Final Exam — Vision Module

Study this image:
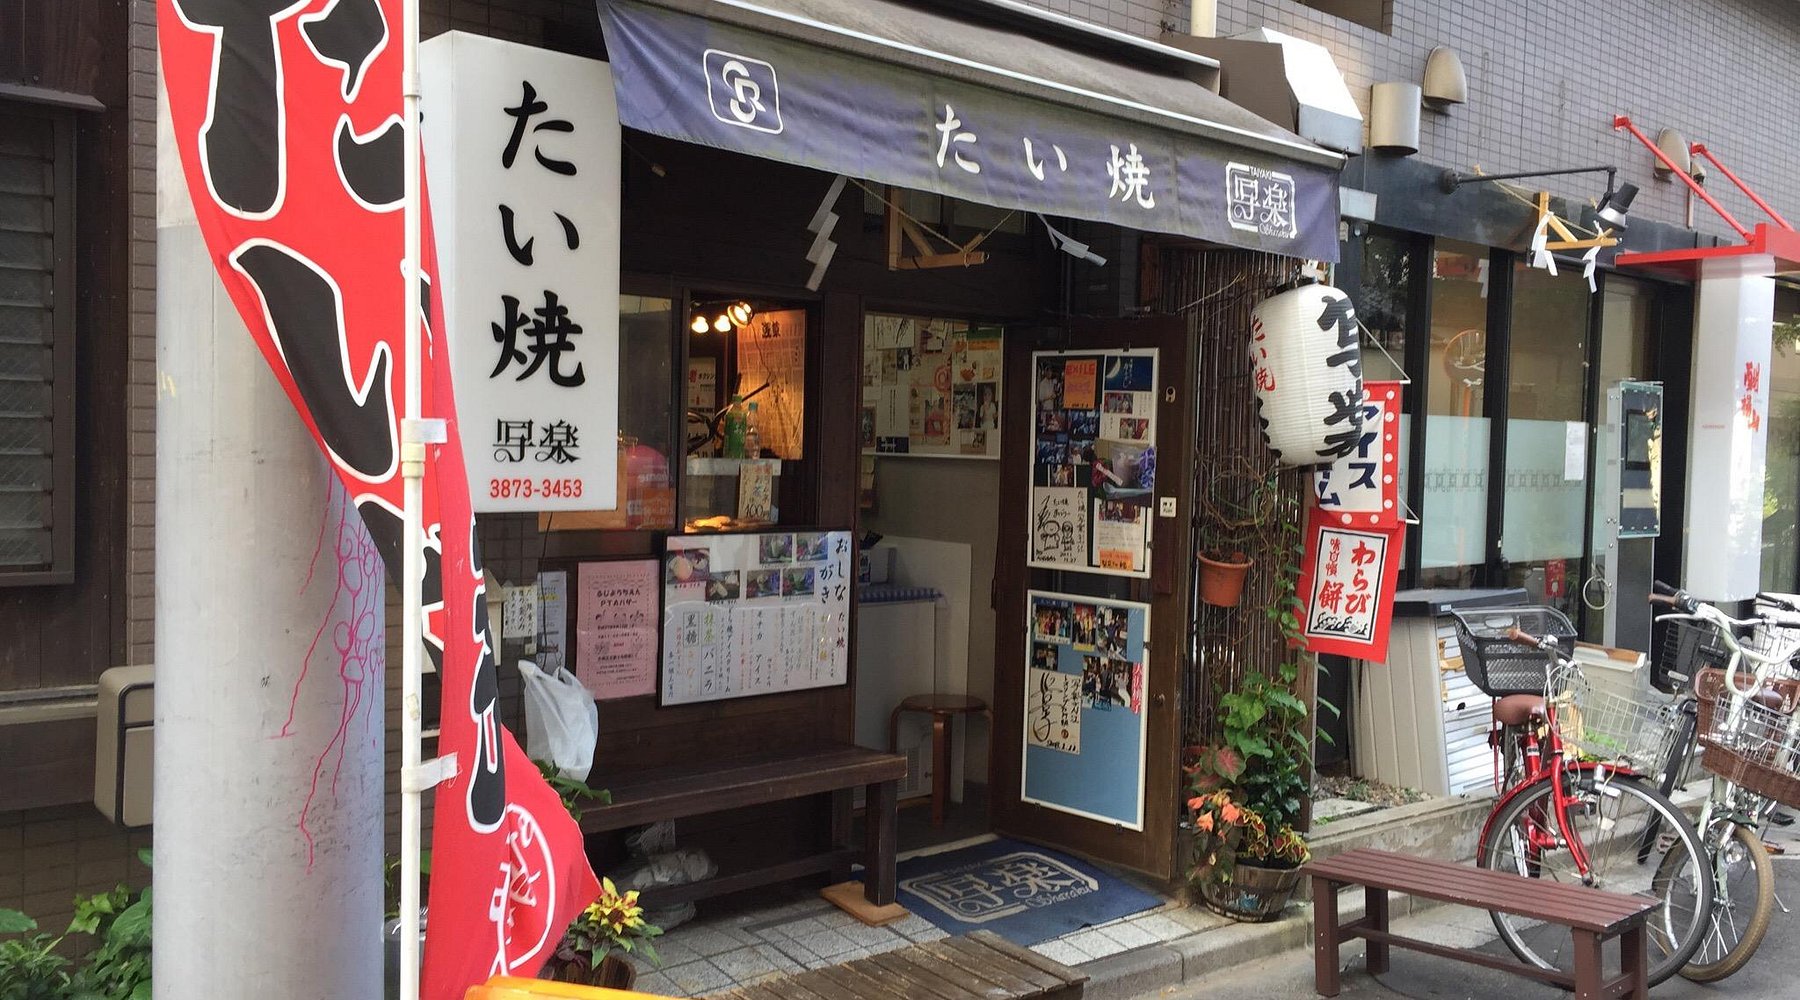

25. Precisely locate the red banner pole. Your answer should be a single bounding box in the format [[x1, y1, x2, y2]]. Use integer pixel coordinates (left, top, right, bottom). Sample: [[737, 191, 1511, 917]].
[[399, 1, 427, 998]]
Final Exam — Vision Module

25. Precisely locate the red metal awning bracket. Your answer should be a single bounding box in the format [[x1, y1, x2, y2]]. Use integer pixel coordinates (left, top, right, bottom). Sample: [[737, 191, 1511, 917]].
[[1689, 143, 1794, 232], [1614, 115, 1751, 241]]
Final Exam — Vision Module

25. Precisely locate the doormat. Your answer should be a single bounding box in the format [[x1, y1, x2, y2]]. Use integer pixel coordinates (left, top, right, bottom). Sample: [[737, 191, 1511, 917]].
[[891, 838, 1161, 946]]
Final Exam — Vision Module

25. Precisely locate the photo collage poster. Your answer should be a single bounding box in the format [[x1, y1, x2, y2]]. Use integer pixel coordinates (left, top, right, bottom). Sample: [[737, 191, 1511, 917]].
[[1022, 590, 1151, 830], [661, 530, 853, 705], [1029, 350, 1158, 577], [862, 313, 1003, 459]]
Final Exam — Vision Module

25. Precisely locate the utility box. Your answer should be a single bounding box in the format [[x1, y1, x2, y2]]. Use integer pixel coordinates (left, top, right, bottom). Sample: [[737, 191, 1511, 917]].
[[94, 664, 154, 828]]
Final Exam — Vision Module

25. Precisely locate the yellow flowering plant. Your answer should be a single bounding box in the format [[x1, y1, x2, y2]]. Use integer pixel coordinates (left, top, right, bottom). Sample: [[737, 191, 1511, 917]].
[[551, 877, 663, 980]]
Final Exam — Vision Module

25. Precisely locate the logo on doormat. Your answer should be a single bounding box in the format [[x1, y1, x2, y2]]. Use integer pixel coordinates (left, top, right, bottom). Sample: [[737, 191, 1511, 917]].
[[900, 851, 1099, 923]]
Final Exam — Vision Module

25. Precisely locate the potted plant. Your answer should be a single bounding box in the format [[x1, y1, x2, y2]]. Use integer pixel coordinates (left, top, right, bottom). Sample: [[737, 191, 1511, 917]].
[[1186, 508, 1315, 920], [542, 878, 663, 988], [1196, 459, 1280, 607], [1185, 679, 1312, 921]]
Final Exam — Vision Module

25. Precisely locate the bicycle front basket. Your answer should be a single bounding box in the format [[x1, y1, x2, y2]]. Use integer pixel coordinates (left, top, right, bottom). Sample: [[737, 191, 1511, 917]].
[[1448, 606, 1577, 697]]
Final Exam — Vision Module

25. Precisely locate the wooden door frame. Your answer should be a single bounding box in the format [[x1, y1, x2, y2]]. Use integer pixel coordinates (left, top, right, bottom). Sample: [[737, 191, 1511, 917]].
[[989, 316, 1195, 879]]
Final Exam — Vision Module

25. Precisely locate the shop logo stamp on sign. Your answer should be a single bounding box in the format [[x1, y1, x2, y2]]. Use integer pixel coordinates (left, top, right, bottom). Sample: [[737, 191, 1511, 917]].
[[900, 851, 1099, 924], [703, 49, 783, 134], [1225, 162, 1298, 240]]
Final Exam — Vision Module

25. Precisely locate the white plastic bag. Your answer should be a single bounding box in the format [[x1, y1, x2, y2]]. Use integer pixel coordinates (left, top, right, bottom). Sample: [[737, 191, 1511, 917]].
[[517, 659, 598, 782]]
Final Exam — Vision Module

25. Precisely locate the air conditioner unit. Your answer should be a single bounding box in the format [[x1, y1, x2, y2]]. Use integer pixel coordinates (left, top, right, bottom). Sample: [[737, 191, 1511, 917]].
[[94, 665, 153, 828]]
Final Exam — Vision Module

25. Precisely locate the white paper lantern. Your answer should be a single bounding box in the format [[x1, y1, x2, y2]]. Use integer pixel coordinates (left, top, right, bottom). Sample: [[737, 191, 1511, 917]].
[[1250, 283, 1365, 467]]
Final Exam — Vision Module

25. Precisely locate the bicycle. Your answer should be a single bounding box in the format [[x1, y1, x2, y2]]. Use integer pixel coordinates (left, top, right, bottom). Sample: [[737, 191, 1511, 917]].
[[1448, 606, 1712, 986], [1639, 582, 1800, 981]]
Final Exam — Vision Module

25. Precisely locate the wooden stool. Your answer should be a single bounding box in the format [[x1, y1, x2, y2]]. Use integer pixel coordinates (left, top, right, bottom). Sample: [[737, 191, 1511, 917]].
[[888, 693, 990, 827]]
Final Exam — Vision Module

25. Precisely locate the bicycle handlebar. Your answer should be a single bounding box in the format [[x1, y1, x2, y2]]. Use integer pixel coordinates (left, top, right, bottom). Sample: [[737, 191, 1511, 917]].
[[1506, 627, 1548, 650]]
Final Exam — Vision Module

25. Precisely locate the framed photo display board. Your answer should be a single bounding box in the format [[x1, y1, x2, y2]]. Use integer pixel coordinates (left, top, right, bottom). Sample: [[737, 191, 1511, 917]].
[[1028, 350, 1158, 577], [1022, 590, 1151, 830], [660, 530, 854, 705], [861, 313, 1003, 458]]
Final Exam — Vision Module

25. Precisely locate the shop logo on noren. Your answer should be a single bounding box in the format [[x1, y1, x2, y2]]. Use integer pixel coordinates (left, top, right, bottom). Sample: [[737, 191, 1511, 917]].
[[704, 49, 783, 134], [1225, 162, 1299, 240]]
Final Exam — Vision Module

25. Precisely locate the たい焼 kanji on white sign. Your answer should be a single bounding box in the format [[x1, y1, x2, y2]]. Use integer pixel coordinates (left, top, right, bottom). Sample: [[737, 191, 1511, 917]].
[[422, 33, 622, 512]]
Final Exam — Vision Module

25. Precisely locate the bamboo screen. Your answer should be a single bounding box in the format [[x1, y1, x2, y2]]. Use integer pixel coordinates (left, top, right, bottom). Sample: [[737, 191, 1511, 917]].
[[1151, 245, 1315, 746]]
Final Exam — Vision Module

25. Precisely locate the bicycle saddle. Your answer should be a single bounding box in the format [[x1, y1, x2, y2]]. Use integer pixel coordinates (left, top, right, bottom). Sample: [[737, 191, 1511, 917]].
[[1492, 694, 1546, 726]]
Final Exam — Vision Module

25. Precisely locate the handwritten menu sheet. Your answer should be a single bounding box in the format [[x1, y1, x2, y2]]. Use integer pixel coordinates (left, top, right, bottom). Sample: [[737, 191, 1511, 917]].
[[574, 560, 659, 700], [661, 530, 853, 705], [1028, 350, 1157, 577]]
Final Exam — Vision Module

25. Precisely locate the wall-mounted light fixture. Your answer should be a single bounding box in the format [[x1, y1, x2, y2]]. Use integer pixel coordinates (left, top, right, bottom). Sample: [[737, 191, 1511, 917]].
[[1653, 129, 1690, 177], [1422, 46, 1467, 110], [1438, 163, 1631, 225], [689, 300, 755, 334]]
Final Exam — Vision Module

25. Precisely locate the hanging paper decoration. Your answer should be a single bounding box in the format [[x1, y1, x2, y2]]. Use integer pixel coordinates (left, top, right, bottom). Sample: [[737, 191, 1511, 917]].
[[158, 4, 599, 998], [1250, 282, 1365, 467]]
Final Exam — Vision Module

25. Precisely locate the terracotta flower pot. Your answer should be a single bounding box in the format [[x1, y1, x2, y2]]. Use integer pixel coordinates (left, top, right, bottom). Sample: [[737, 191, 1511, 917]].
[[1198, 861, 1303, 923], [1198, 553, 1253, 607]]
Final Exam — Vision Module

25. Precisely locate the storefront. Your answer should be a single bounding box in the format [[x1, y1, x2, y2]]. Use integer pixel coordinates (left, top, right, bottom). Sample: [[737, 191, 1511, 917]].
[[418, 0, 1351, 895]]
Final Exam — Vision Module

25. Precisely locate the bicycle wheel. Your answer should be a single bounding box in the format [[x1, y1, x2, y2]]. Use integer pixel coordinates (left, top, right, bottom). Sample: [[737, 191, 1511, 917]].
[[1479, 770, 1712, 986], [1661, 820, 1774, 982]]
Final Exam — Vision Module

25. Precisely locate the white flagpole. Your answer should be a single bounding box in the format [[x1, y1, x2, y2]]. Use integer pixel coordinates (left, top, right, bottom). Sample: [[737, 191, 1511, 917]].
[[399, 0, 426, 997]]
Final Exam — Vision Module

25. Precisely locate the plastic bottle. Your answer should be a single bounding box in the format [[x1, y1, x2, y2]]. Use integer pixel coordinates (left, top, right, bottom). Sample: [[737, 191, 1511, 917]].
[[722, 395, 747, 458], [743, 402, 762, 459]]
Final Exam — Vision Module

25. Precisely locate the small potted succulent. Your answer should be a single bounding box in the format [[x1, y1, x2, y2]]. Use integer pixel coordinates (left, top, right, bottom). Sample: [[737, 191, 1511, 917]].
[[542, 878, 663, 989]]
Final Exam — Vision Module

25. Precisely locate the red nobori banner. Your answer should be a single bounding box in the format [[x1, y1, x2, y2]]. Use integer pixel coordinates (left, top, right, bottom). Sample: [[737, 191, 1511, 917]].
[[1312, 381, 1402, 529], [1295, 506, 1404, 660], [158, 4, 598, 996]]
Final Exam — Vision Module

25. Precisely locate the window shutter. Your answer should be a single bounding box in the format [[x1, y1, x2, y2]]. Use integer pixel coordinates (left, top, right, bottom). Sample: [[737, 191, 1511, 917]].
[[0, 109, 69, 575]]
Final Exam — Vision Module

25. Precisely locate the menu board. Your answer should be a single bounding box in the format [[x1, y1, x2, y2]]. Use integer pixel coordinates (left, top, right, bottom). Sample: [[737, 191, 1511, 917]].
[[1028, 350, 1157, 577], [861, 313, 1003, 459], [660, 529, 853, 705], [1022, 590, 1150, 830]]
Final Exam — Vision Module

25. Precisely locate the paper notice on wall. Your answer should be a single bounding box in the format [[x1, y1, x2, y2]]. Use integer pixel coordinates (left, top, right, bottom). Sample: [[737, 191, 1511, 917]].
[[535, 569, 569, 673], [574, 560, 659, 700], [1092, 500, 1147, 573], [876, 385, 907, 439], [1030, 487, 1089, 566], [1026, 666, 1082, 755], [1062, 359, 1098, 410], [1564, 421, 1588, 481], [501, 586, 539, 641], [737, 458, 776, 523]]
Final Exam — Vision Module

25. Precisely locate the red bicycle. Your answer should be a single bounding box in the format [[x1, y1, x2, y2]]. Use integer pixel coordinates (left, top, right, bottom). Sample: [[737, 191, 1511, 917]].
[[1449, 606, 1712, 986]]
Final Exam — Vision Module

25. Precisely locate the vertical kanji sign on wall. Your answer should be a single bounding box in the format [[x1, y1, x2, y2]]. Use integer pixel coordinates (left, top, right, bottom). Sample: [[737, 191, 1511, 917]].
[[421, 32, 622, 513], [1295, 510, 1404, 660], [158, 4, 599, 998]]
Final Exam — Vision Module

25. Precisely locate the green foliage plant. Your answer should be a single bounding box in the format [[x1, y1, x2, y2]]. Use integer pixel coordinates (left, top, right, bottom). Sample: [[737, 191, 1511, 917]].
[[1, 850, 153, 1000]]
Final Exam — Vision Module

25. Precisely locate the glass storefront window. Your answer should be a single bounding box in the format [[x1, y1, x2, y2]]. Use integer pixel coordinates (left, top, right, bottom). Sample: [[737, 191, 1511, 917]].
[[682, 301, 809, 531], [1762, 287, 1800, 592], [1501, 262, 1590, 615], [1419, 240, 1491, 586]]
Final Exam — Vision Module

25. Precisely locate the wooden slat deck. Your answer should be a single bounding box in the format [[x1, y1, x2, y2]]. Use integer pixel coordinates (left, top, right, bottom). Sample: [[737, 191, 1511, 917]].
[[1303, 847, 1654, 999], [707, 931, 1085, 1000]]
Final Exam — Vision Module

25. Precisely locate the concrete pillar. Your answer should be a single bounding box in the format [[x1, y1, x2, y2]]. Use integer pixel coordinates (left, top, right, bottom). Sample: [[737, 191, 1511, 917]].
[[1683, 255, 1774, 600], [153, 88, 384, 997]]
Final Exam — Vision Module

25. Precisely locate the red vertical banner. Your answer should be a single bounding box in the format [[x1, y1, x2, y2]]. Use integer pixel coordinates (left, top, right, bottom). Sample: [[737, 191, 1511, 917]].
[[158, 3, 598, 997], [1295, 506, 1405, 661]]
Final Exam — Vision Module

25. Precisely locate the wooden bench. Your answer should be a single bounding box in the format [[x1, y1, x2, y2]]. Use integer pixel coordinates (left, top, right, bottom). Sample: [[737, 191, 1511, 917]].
[[707, 930, 1086, 1000], [1303, 848, 1653, 1000], [580, 744, 906, 913]]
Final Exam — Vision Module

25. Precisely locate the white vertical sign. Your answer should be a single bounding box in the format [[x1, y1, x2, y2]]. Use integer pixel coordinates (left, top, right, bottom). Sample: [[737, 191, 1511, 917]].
[[1685, 258, 1774, 600], [422, 32, 620, 511]]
